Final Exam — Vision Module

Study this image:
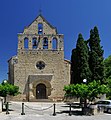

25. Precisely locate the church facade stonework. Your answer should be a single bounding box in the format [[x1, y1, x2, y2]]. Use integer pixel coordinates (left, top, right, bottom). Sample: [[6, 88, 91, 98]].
[[8, 15, 70, 101]]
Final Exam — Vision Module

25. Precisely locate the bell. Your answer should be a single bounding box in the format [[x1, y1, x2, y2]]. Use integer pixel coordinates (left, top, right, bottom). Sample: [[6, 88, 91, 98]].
[[39, 29, 42, 32], [33, 43, 37, 46], [33, 41, 37, 46], [43, 43, 48, 46]]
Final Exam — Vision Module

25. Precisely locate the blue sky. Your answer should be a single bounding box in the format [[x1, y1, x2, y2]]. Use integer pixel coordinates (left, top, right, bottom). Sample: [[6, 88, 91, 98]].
[[0, 0, 111, 82]]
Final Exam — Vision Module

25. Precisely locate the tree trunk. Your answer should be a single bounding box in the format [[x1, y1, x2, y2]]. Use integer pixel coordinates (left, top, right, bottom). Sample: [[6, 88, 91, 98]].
[[82, 98, 87, 115], [4, 96, 6, 103]]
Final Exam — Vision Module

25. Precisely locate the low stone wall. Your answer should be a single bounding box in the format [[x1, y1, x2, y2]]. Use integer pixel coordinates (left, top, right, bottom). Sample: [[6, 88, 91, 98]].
[[0, 97, 4, 112], [64, 96, 80, 103], [6, 94, 27, 102]]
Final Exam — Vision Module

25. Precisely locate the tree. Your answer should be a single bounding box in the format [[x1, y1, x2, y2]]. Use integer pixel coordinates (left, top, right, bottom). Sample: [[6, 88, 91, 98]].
[[105, 78, 111, 99], [0, 81, 19, 103], [103, 55, 111, 99], [64, 80, 109, 111], [71, 48, 78, 84], [104, 55, 111, 79], [71, 26, 104, 84], [71, 33, 91, 84], [89, 26, 104, 83]]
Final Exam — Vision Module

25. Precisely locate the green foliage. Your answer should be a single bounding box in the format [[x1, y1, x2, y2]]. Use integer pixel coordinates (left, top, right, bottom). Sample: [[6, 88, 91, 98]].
[[103, 55, 111, 99], [71, 49, 78, 84], [89, 26, 104, 83], [104, 55, 111, 79], [64, 80, 108, 102], [71, 26, 104, 84], [71, 33, 91, 84], [0, 82, 19, 97], [105, 78, 111, 99]]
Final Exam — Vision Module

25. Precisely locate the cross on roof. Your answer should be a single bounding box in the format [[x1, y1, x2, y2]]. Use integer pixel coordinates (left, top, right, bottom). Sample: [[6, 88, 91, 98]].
[[39, 9, 42, 15]]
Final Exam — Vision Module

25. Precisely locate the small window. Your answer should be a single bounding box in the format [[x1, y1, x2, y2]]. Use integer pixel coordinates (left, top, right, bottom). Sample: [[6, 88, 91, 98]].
[[52, 38, 58, 50], [43, 38, 48, 49], [36, 61, 45, 70], [24, 38, 29, 49], [38, 23, 43, 35]]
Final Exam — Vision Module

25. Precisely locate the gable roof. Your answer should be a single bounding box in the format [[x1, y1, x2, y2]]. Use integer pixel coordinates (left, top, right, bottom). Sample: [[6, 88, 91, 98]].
[[37, 14, 56, 29], [25, 14, 57, 33], [64, 59, 71, 64]]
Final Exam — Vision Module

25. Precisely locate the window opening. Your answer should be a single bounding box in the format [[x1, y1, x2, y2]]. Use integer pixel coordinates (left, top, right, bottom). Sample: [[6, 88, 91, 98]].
[[43, 38, 48, 49], [32, 38, 38, 49], [52, 38, 58, 50], [24, 38, 29, 49], [38, 23, 43, 35], [36, 61, 45, 70]]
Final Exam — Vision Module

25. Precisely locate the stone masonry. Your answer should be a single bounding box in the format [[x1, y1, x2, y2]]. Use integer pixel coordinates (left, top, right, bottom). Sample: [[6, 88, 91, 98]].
[[8, 14, 70, 101]]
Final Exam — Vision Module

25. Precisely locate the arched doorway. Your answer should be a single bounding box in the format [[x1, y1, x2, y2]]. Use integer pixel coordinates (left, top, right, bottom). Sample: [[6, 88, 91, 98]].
[[36, 83, 47, 99]]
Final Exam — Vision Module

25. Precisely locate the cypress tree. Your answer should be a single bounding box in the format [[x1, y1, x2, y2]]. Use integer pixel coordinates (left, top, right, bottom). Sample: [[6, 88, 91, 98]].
[[89, 26, 104, 83], [71, 33, 91, 84], [71, 48, 78, 84]]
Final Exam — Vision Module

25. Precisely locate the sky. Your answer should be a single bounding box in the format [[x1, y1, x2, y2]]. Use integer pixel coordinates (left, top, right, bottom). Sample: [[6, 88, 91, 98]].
[[0, 0, 111, 82]]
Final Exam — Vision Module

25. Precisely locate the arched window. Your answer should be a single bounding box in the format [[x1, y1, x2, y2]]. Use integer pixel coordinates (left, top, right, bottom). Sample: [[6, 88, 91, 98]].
[[38, 23, 43, 35], [43, 38, 48, 49], [32, 38, 38, 49], [52, 38, 58, 50], [24, 38, 29, 49]]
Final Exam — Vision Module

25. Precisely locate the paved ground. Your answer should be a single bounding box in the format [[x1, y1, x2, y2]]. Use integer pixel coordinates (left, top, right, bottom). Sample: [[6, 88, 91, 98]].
[[0, 102, 111, 120]]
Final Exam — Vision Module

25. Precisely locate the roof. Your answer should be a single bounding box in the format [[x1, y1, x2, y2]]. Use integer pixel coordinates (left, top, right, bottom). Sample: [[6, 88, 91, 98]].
[[25, 14, 57, 33], [64, 59, 71, 64], [8, 56, 18, 62]]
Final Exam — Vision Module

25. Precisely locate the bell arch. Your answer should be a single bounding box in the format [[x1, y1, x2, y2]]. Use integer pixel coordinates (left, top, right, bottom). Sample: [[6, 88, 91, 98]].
[[43, 37, 48, 49], [38, 23, 43, 35], [32, 37, 38, 49], [52, 37, 58, 50], [24, 37, 29, 49]]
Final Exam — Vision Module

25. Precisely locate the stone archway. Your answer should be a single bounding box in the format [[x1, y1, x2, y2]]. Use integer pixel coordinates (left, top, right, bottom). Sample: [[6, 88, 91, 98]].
[[32, 80, 52, 100], [36, 83, 46, 99]]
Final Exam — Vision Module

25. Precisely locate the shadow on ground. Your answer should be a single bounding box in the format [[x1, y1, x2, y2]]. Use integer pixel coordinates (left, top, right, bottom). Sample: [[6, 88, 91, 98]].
[[57, 103, 84, 116], [57, 110, 83, 116]]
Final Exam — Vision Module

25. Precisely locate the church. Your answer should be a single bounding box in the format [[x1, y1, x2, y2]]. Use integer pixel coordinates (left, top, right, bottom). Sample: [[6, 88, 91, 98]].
[[8, 14, 70, 101]]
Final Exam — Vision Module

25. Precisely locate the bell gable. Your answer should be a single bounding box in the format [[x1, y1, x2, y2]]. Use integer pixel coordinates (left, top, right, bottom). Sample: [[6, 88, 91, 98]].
[[23, 15, 57, 35]]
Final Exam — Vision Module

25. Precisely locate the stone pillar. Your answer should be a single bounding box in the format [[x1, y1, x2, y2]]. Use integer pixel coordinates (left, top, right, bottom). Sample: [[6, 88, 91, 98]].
[[58, 35, 64, 50], [57, 36, 59, 50], [0, 98, 2, 113], [18, 35, 24, 49], [38, 36, 43, 49], [48, 36, 52, 50], [28, 37, 32, 49], [29, 83, 35, 100]]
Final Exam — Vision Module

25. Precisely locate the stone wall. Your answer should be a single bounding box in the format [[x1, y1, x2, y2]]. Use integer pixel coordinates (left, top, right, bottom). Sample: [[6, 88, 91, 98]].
[[13, 50, 70, 101]]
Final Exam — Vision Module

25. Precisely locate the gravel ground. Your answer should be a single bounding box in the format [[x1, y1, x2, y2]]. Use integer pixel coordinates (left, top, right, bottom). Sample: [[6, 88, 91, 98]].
[[0, 102, 111, 120]]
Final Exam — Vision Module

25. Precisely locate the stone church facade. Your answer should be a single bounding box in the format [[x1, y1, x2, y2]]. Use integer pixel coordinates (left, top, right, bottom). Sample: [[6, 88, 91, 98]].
[[8, 14, 70, 101]]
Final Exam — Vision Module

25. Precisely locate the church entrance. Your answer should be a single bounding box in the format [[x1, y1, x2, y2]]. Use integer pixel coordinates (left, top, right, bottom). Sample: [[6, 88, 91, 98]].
[[36, 83, 47, 99]]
